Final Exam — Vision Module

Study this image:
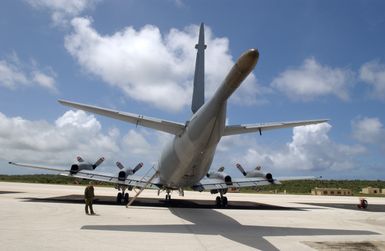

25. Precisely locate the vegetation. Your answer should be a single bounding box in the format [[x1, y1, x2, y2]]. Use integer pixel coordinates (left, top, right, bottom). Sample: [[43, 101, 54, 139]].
[[241, 179, 385, 196], [1, 175, 385, 196]]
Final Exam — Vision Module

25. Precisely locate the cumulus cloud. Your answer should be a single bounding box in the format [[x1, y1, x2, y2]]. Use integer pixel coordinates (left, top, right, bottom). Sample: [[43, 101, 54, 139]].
[[352, 117, 385, 144], [0, 110, 169, 173], [26, 0, 100, 26], [64, 18, 261, 112], [359, 60, 385, 101], [271, 58, 354, 101], [0, 54, 57, 92], [216, 123, 365, 173]]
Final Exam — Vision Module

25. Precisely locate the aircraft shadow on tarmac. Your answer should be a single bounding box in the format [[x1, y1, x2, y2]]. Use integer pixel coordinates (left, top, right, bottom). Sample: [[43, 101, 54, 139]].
[[19, 194, 380, 250], [81, 208, 380, 251], [21, 194, 311, 210]]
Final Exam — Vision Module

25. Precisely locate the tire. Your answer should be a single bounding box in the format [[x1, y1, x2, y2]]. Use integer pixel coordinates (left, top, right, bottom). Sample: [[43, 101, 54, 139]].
[[124, 193, 129, 204], [222, 196, 228, 207], [216, 196, 221, 207], [117, 192, 122, 204]]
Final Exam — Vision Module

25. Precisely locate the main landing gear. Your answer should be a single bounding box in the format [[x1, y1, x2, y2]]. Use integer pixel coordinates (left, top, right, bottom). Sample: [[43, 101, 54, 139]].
[[211, 189, 228, 207], [115, 185, 130, 204]]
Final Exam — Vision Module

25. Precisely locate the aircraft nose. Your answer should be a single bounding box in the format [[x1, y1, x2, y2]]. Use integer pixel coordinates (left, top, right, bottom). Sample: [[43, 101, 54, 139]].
[[236, 48, 259, 73]]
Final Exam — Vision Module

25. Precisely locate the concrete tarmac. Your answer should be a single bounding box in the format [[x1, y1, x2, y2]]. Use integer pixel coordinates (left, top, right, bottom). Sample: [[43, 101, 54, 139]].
[[0, 182, 384, 251]]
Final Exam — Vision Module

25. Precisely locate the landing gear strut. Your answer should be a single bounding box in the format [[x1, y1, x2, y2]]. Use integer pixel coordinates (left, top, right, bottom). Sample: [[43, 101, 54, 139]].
[[214, 189, 228, 207], [115, 185, 130, 205]]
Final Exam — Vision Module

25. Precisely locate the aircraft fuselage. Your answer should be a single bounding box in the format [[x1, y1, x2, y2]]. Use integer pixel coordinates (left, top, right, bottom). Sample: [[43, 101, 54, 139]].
[[158, 49, 259, 188]]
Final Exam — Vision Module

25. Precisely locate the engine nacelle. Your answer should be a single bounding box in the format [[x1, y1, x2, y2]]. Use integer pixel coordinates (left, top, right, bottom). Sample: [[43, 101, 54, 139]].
[[70, 164, 79, 174], [207, 171, 233, 185], [70, 156, 105, 174], [265, 173, 274, 183], [117, 162, 143, 181], [236, 163, 274, 183]]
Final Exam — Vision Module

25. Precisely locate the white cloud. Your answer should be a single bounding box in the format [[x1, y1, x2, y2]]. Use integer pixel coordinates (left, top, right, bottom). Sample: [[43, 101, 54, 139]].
[[0, 110, 168, 173], [359, 60, 385, 101], [271, 58, 354, 101], [32, 71, 58, 92], [0, 54, 57, 92], [26, 0, 100, 26], [64, 18, 261, 112], [352, 117, 385, 144], [216, 123, 365, 173], [0, 60, 28, 89]]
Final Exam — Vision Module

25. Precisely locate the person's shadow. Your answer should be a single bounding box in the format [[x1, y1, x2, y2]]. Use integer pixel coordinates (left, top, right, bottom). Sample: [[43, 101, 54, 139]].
[[82, 208, 378, 250]]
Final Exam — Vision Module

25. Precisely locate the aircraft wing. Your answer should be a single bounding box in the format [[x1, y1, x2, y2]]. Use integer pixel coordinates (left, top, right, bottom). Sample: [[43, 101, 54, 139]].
[[191, 177, 281, 191], [223, 119, 329, 136], [62, 171, 161, 189], [8, 161, 160, 189], [192, 176, 318, 191], [58, 99, 185, 135], [9, 162, 71, 172]]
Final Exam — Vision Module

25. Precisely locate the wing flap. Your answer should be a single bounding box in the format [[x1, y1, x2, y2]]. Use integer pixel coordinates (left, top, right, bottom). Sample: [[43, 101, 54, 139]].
[[223, 119, 329, 136], [58, 100, 185, 135]]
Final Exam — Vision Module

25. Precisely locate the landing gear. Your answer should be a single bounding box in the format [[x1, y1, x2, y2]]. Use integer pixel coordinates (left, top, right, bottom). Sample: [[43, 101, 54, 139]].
[[165, 189, 171, 202], [115, 185, 130, 205], [214, 189, 228, 207]]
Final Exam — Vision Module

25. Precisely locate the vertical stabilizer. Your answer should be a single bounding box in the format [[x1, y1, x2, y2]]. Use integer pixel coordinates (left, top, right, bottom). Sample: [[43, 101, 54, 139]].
[[192, 23, 206, 114]]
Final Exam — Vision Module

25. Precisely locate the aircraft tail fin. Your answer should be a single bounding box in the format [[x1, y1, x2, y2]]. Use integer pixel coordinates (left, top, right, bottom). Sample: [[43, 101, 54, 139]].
[[191, 23, 206, 114]]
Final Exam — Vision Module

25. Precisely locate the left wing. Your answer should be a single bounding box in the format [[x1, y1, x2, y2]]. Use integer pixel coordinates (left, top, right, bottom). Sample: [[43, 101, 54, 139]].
[[8, 162, 160, 189], [223, 119, 329, 136]]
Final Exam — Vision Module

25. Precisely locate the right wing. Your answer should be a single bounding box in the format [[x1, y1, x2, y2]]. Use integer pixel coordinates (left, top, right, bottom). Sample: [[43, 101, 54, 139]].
[[192, 176, 317, 191], [58, 99, 185, 135]]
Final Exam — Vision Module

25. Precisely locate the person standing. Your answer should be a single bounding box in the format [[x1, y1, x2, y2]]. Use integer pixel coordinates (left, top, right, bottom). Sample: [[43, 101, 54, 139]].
[[84, 182, 95, 215]]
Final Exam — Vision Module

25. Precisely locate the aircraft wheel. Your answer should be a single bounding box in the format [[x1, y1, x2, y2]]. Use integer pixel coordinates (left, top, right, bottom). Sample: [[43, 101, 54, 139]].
[[215, 196, 221, 207], [222, 196, 228, 207], [165, 194, 171, 201], [117, 192, 122, 204], [124, 193, 129, 204]]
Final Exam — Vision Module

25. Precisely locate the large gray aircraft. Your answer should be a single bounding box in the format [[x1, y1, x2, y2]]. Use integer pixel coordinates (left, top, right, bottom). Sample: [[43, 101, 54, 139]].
[[10, 23, 327, 207]]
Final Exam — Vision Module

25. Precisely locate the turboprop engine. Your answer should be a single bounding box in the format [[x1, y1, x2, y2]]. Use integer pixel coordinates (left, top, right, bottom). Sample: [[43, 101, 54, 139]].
[[236, 163, 274, 183], [206, 166, 233, 185], [117, 162, 143, 181], [70, 156, 105, 174]]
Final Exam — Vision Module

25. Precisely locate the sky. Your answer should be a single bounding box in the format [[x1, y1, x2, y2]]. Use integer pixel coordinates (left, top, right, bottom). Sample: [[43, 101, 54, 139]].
[[0, 0, 385, 179]]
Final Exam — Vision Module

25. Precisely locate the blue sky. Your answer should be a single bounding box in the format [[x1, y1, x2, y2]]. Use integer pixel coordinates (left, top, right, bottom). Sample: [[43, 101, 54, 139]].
[[1, 0, 385, 179]]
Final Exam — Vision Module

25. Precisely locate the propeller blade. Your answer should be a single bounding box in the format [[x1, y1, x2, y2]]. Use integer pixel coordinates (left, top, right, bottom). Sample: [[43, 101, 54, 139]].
[[116, 161, 125, 170], [132, 162, 143, 174], [235, 163, 247, 176]]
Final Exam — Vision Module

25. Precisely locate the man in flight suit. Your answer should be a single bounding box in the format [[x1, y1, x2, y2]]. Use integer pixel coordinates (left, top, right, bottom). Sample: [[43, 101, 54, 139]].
[[84, 181, 95, 215]]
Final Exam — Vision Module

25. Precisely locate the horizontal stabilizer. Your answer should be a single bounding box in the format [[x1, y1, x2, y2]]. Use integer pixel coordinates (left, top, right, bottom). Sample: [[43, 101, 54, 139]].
[[58, 100, 185, 135], [223, 119, 329, 136]]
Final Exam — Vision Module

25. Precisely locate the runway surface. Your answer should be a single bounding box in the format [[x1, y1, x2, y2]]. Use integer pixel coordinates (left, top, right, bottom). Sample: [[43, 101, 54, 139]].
[[1, 182, 384, 250]]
